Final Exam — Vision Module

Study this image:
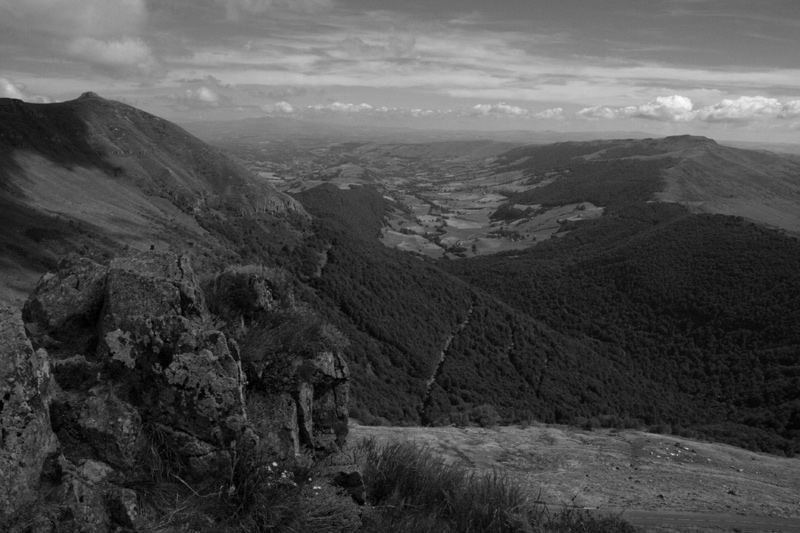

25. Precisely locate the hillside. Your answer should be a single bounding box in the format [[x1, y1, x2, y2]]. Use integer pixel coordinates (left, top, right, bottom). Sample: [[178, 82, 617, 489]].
[[494, 135, 800, 235], [3, 95, 800, 458], [0, 93, 305, 304]]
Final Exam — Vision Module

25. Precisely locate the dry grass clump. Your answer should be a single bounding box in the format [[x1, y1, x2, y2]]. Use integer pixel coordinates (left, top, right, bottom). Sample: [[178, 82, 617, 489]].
[[356, 438, 637, 533]]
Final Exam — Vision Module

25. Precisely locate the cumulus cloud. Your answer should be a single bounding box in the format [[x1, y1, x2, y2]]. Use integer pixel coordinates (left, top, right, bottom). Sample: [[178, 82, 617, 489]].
[[467, 103, 564, 120], [619, 95, 695, 122], [0, 77, 51, 103], [535, 107, 564, 119], [695, 96, 783, 123], [577, 106, 619, 120], [471, 102, 531, 117], [576, 95, 800, 125], [262, 101, 295, 113]]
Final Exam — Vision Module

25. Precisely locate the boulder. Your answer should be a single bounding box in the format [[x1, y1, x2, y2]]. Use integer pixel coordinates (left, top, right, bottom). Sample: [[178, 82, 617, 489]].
[[22, 255, 108, 359], [77, 386, 142, 469], [0, 304, 59, 520], [94, 253, 247, 475]]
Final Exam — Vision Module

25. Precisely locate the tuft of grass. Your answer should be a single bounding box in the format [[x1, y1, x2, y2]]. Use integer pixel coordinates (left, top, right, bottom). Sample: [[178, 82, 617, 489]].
[[545, 507, 638, 533], [215, 441, 361, 533], [357, 438, 544, 533], [356, 438, 637, 533]]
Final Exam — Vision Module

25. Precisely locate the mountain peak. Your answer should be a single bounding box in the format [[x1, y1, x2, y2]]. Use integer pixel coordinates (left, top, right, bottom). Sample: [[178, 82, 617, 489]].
[[77, 91, 102, 100]]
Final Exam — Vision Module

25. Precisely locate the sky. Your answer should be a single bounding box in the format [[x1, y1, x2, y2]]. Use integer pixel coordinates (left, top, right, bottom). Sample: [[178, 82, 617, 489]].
[[1, 0, 799, 142]]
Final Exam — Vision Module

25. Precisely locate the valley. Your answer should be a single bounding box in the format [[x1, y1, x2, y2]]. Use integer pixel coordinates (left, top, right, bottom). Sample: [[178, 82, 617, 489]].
[[190, 126, 800, 265]]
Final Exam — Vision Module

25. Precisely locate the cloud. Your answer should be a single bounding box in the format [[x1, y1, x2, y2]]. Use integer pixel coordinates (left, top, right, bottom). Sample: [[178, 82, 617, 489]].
[[695, 96, 783, 123], [0, 0, 160, 78], [68, 37, 159, 77], [0, 0, 149, 39], [337, 35, 416, 59], [577, 106, 620, 120], [471, 102, 532, 117], [171, 86, 230, 108], [262, 101, 295, 113], [216, 0, 333, 20], [308, 102, 374, 113], [619, 95, 695, 122], [535, 107, 564, 119], [576, 95, 800, 125], [0, 77, 51, 103], [778, 100, 800, 119]]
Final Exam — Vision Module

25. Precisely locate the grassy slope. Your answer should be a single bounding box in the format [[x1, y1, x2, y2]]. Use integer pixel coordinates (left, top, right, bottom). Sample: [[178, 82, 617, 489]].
[[0, 94, 303, 305]]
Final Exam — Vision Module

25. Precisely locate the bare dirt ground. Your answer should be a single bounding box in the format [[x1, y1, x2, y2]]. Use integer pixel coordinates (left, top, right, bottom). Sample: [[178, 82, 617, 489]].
[[349, 423, 800, 531]]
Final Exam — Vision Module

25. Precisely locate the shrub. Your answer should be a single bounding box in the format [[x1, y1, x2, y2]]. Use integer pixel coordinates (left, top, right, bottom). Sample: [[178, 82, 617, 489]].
[[357, 438, 545, 533], [241, 306, 349, 363], [470, 404, 501, 428]]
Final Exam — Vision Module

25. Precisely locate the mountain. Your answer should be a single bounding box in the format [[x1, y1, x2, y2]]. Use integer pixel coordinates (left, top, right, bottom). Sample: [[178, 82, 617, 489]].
[[0, 92, 305, 303], [3, 95, 800, 458], [493, 135, 800, 235]]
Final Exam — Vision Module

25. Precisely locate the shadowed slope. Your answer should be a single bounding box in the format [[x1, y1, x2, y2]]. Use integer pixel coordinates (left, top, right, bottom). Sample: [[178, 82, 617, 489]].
[[0, 93, 306, 304]]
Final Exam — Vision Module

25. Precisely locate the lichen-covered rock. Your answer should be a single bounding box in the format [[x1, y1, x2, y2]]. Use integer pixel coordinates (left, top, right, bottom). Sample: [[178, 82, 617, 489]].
[[51, 354, 100, 391], [22, 255, 108, 358], [247, 392, 300, 459], [105, 487, 138, 529], [0, 304, 59, 519], [53, 456, 112, 532], [7, 249, 354, 531], [92, 253, 248, 475], [77, 386, 141, 469], [159, 337, 247, 445]]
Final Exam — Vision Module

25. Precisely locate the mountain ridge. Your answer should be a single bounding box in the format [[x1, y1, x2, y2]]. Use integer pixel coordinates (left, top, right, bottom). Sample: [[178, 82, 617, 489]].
[[0, 93, 307, 304]]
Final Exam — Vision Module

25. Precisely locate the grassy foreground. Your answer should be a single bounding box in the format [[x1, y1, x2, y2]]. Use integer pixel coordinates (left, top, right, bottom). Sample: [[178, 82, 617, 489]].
[[130, 437, 636, 532]]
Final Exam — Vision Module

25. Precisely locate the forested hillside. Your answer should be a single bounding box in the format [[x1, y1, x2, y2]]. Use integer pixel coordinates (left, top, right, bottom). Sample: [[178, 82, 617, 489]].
[[285, 184, 800, 457], [443, 203, 800, 455]]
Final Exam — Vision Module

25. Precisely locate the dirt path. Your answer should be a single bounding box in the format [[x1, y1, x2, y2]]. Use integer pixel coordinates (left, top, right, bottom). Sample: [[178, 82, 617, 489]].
[[349, 423, 800, 531]]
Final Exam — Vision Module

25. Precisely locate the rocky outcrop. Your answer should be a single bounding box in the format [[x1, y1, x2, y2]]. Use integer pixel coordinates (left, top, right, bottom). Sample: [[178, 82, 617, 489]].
[[0, 251, 352, 530], [0, 304, 59, 523]]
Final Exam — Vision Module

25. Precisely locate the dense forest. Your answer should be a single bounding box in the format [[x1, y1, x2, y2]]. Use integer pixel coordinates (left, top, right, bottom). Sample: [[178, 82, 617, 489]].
[[444, 203, 800, 455], [289, 183, 800, 456]]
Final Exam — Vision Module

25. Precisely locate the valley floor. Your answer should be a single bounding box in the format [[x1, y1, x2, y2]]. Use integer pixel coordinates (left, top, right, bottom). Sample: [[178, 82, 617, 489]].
[[349, 423, 800, 532]]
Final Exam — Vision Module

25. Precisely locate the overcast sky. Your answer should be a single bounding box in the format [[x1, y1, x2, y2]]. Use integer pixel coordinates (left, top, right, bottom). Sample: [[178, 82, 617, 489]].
[[1, 0, 799, 141]]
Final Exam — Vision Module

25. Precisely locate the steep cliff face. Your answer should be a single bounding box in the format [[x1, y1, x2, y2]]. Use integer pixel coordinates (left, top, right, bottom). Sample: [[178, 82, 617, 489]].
[[0, 304, 58, 516], [0, 251, 351, 530]]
